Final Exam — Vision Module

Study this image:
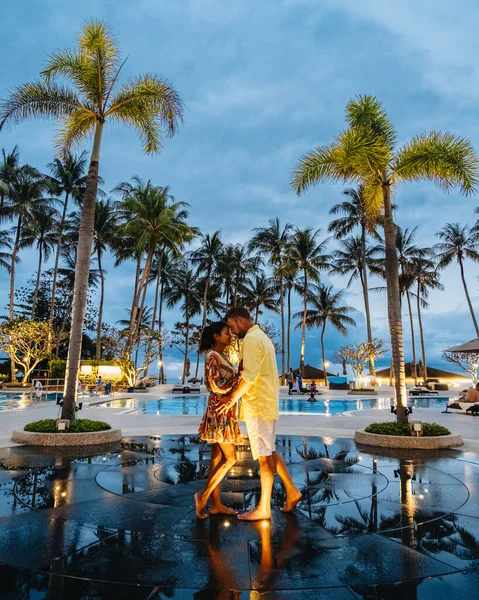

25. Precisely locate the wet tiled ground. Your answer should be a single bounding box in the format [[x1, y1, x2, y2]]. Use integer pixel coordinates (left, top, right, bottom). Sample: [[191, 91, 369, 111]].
[[0, 434, 478, 598]]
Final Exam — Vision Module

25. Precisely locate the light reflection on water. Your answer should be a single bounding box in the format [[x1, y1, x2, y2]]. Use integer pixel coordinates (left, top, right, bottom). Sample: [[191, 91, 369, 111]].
[[93, 395, 449, 416]]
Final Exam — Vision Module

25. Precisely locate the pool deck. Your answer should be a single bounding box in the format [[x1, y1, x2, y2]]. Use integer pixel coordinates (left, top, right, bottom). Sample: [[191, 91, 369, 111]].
[[1, 384, 478, 451]]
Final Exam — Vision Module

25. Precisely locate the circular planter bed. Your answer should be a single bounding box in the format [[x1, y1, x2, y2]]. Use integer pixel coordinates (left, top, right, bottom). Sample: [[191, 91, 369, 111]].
[[12, 418, 121, 447], [354, 427, 463, 449]]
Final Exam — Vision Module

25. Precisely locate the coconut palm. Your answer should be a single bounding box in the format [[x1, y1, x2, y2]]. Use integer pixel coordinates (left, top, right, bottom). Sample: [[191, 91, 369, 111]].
[[0, 147, 20, 210], [240, 275, 279, 323], [292, 94, 479, 422], [0, 20, 184, 419], [0, 229, 13, 271], [435, 223, 479, 337], [46, 151, 88, 338], [249, 218, 292, 383], [92, 199, 119, 360], [294, 284, 357, 385], [408, 256, 443, 381], [329, 187, 381, 374], [287, 227, 331, 375], [278, 256, 299, 372]]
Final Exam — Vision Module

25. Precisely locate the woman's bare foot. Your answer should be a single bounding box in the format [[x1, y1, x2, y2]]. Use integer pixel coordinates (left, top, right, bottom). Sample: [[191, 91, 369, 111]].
[[194, 492, 208, 519], [209, 503, 238, 516], [238, 507, 271, 521], [280, 489, 302, 513]]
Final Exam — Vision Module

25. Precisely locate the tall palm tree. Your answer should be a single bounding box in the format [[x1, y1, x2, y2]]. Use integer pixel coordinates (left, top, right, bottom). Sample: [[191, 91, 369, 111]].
[[249, 218, 292, 383], [435, 223, 479, 337], [0, 147, 20, 210], [408, 256, 443, 381], [46, 151, 88, 339], [292, 94, 478, 422], [164, 264, 201, 383], [0, 20, 184, 419], [24, 206, 58, 318], [92, 199, 119, 360], [329, 187, 381, 375], [0, 229, 13, 271], [240, 275, 279, 323], [278, 256, 299, 372], [116, 180, 196, 350], [287, 227, 330, 375], [294, 284, 357, 385]]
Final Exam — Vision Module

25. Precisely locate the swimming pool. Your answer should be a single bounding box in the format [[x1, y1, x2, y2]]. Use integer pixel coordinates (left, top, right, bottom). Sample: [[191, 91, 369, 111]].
[[92, 395, 450, 416], [0, 392, 61, 411]]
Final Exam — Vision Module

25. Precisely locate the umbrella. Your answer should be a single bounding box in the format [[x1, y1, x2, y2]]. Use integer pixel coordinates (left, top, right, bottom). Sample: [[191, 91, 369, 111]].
[[444, 338, 479, 353]]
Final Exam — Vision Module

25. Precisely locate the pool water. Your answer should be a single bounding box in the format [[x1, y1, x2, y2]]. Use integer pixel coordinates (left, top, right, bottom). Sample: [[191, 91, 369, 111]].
[[0, 392, 61, 411], [92, 395, 450, 416]]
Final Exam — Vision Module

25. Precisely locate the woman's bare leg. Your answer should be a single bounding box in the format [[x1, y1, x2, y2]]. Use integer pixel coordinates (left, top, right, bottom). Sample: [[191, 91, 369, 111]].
[[195, 443, 237, 518]]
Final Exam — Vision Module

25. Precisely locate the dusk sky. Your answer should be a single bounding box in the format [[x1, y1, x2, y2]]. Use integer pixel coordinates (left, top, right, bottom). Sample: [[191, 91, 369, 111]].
[[1, 0, 479, 380]]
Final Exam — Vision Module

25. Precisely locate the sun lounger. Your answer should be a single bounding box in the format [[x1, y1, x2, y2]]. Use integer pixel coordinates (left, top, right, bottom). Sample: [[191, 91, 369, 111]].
[[172, 384, 188, 393], [189, 384, 201, 393], [446, 400, 479, 415], [409, 388, 439, 396]]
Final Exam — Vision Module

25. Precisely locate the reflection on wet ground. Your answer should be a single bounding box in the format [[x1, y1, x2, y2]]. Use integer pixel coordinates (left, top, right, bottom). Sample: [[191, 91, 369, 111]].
[[0, 434, 478, 598]]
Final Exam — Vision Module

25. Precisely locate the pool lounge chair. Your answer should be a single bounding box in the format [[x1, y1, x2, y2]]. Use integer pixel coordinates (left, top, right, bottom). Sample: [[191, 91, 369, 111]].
[[445, 399, 479, 415], [172, 384, 189, 393], [189, 384, 201, 393], [409, 387, 439, 396]]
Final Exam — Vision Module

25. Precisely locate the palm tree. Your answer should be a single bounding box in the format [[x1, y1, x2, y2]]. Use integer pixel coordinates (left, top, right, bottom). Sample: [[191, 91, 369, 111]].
[[329, 187, 381, 375], [249, 218, 292, 383], [0, 229, 13, 271], [408, 256, 443, 381], [24, 206, 59, 318], [0, 147, 20, 210], [0, 20, 184, 419], [278, 256, 299, 372], [240, 275, 279, 323], [294, 284, 356, 385], [435, 223, 479, 337], [46, 151, 88, 338], [116, 180, 196, 351], [287, 227, 330, 375], [92, 199, 119, 360], [164, 264, 201, 383], [292, 94, 478, 422]]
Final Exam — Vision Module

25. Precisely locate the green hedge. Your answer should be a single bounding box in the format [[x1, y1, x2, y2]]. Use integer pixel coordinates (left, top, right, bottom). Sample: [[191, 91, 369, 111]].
[[24, 419, 112, 433], [365, 421, 450, 437]]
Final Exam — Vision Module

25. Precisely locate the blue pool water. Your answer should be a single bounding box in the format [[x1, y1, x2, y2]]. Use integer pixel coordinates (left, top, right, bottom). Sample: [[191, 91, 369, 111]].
[[92, 395, 450, 416], [0, 392, 61, 411]]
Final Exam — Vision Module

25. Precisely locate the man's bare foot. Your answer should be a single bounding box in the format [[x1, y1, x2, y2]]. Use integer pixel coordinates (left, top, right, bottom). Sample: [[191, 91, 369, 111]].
[[209, 503, 238, 516], [280, 489, 302, 513], [238, 507, 271, 521], [194, 492, 208, 519]]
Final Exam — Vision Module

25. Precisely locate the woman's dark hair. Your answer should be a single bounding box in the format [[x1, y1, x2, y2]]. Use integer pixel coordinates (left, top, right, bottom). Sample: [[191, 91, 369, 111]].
[[199, 321, 228, 353]]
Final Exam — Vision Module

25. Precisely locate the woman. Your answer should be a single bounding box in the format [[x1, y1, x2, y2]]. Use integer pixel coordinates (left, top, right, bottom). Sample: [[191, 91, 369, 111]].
[[195, 321, 241, 519]]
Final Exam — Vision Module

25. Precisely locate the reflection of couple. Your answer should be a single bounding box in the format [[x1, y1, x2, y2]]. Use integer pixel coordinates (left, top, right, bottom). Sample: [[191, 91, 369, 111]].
[[195, 307, 301, 520]]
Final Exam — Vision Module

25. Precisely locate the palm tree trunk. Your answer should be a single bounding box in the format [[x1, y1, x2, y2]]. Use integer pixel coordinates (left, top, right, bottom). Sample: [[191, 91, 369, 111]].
[[458, 255, 479, 337], [255, 305, 259, 323], [144, 266, 161, 377], [287, 285, 292, 371], [382, 180, 407, 423], [129, 249, 153, 347], [134, 282, 149, 369], [300, 272, 307, 376], [321, 322, 327, 386], [9, 216, 21, 382], [195, 268, 211, 379], [183, 315, 190, 385], [48, 191, 70, 347], [95, 247, 105, 362], [279, 278, 286, 385], [406, 291, 418, 386], [416, 281, 427, 382], [31, 244, 43, 319], [62, 123, 104, 421], [361, 225, 375, 375]]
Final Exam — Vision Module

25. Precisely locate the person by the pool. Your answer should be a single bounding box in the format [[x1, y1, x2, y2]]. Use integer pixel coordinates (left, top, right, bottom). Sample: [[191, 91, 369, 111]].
[[195, 321, 242, 519], [220, 307, 302, 520]]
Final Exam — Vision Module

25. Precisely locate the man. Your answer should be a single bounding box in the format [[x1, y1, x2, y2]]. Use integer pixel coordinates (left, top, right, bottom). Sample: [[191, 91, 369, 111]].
[[465, 382, 479, 403], [219, 307, 301, 520], [287, 368, 294, 394]]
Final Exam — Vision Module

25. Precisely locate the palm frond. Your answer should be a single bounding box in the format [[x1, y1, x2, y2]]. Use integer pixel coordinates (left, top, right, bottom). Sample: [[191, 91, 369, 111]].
[[393, 131, 479, 195], [345, 94, 397, 149], [54, 111, 97, 155]]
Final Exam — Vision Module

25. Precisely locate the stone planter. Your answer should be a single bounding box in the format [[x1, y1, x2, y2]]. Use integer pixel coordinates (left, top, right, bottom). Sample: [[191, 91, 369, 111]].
[[347, 390, 379, 396], [354, 428, 463, 449], [12, 428, 122, 447]]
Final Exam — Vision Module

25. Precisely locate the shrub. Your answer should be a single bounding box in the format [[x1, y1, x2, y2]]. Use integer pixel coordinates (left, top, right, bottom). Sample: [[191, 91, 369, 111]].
[[24, 419, 111, 433], [364, 421, 450, 436], [49, 358, 67, 379], [351, 388, 375, 392]]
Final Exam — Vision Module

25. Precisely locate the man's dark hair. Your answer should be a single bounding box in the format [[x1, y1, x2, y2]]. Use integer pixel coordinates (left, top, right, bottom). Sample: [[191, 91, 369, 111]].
[[225, 307, 251, 321], [199, 321, 228, 353]]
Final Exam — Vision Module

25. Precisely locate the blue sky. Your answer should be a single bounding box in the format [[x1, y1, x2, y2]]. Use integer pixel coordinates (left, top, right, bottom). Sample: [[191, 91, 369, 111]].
[[1, 0, 479, 380]]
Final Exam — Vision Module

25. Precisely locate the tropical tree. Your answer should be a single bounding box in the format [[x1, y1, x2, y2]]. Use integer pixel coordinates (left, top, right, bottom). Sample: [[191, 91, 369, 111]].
[[279, 256, 299, 372], [295, 284, 357, 385], [46, 151, 88, 337], [435, 223, 479, 337], [0, 20, 184, 419], [292, 94, 478, 422], [249, 218, 292, 383], [334, 339, 387, 387], [0, 146, 21, 209], [329, 187, 381, 375], [240, 275, 279, 323], [409, 256, 443, 381], [0, 229, 13, 272], [287, 227, 330, 375]]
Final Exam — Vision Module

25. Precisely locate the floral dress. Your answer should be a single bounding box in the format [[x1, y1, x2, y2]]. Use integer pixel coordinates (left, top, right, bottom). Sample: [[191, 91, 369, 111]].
[[198, 350, 241, 444]]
